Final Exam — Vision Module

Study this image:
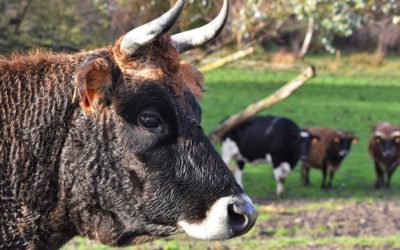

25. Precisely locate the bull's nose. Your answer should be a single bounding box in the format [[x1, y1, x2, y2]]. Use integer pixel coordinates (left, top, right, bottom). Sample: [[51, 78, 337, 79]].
[[228, 197, 257, 236], [178, 194, 257, 240]]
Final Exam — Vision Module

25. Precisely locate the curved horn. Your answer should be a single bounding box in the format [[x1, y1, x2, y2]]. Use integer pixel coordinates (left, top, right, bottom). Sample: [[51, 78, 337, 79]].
[[172, 0, 229, 53], [120, 0, 185, 55]]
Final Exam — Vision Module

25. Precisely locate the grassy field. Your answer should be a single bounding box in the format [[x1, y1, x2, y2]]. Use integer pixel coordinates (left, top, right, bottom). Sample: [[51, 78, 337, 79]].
[[63, 55, 400, 249], [201, 65, 400, 199]]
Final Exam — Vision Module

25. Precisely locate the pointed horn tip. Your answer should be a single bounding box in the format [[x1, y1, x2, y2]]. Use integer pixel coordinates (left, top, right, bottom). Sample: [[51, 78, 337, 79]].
[[172, 0, 230, 53], [120, 0, 185, 56]]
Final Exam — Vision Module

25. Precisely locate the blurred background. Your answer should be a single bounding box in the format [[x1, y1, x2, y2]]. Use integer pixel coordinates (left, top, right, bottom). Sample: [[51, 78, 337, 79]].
[[2, 0, 400, 249], [1, 0, 400, 60]]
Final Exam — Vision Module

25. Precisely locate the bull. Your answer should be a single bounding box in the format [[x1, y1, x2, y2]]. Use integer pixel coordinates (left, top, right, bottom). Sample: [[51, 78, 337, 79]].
[[0, 0, 257, 249]]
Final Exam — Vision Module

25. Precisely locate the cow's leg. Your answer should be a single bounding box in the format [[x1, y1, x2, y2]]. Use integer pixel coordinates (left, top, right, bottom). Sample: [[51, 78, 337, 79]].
[[386, 167, 397, 189], [273, 162, 291, 197], [221, 138, 239, 166], [327, 170, 335, 189], [374, 162, 384, 189], [321, 165, 328, 189], [234, 160, 245, 188], [301, 163, 311, 186]]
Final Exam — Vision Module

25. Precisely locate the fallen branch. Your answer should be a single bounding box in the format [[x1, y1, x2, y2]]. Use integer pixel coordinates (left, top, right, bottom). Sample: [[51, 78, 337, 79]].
[[234, 60, 305, 72], [199, 47, 255, 73], [208, 65, 316, 144]]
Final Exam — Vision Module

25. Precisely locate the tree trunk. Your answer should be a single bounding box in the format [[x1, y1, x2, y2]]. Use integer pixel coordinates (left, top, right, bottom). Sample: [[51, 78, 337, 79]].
[[208, 65, 316, 144], [374, 36, 387, 65], [298, 17, 314, 59], [13, 0, 34, 34]]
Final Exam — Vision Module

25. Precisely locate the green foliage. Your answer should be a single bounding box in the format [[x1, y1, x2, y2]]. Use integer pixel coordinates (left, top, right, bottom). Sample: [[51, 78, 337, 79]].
[[1, 0, 399, 56], [0, 0, 111, 53], [229, 0, 400, 54], [0, 0, 221, 55], [270, 0, 366, 53]]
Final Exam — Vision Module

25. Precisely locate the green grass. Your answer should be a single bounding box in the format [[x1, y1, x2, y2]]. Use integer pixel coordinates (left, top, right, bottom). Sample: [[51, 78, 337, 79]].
[[63, 56, 400, 249]]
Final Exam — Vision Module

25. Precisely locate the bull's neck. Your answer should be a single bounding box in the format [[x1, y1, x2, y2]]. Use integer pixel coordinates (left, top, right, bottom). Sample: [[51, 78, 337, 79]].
[[0, 52, 88, 165], [0, 51, 90, 247]]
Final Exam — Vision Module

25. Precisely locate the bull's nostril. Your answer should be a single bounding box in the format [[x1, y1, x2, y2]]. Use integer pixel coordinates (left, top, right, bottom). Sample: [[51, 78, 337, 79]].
[[227, 199, 257, 237], [228, 204, 247, 227]]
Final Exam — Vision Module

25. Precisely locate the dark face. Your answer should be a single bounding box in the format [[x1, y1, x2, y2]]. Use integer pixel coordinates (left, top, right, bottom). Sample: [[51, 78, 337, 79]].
[[373, 136, 400, 161], [332, 133, 358, 157], [298, 130, 319, 161], [69, 75, 256, 246]]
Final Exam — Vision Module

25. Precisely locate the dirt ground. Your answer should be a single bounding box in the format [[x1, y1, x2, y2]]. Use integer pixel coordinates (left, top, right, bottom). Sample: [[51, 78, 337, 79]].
[[255, 198, 400, 238], [248, 198, 400, 249]]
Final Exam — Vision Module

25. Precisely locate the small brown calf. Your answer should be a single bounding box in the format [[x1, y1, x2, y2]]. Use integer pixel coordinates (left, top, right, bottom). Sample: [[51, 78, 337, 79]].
[[301, 127, 358, 189]]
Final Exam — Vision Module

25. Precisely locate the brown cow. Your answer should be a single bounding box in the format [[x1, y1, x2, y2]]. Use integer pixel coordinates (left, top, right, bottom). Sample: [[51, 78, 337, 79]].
[[369, 121, 400, 189], [301, 127, 359, 189], [0, 1, 257, 249]]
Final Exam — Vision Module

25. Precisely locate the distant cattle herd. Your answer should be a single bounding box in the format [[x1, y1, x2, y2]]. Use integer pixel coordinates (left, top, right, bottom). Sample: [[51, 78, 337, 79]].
[[222, 116, 400, 196]]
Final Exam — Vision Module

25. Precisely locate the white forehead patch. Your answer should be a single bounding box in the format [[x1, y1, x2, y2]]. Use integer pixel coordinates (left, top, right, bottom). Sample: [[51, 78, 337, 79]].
[[391, 131, 400, 138], [300, 131, 309, 138], [374, 131, 385, 138]]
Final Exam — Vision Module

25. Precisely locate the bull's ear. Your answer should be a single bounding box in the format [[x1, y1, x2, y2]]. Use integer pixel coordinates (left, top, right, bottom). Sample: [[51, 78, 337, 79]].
[[352, 137, 360, 144], [179, 62, 205, 99], [76, 58, 112, 114]]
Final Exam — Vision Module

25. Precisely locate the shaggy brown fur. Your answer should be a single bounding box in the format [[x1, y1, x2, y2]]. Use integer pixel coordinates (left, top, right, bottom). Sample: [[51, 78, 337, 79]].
[[0, 50, 86, 248], [179, 63, 205, 98]]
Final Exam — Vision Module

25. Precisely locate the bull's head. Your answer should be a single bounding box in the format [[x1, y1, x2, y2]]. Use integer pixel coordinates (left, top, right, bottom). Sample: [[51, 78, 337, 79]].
[[65, 0, 256, 246], [333, 131, 359, 157], [372, 129, 399, 162]]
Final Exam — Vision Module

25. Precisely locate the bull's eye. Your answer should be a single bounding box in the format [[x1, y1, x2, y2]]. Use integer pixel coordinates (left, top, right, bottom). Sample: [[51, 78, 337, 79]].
[[138, 111, 162, 130]]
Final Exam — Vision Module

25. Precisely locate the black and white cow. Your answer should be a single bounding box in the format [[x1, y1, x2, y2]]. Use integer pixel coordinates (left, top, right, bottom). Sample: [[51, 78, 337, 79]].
[[221, 115, 318, 196]]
